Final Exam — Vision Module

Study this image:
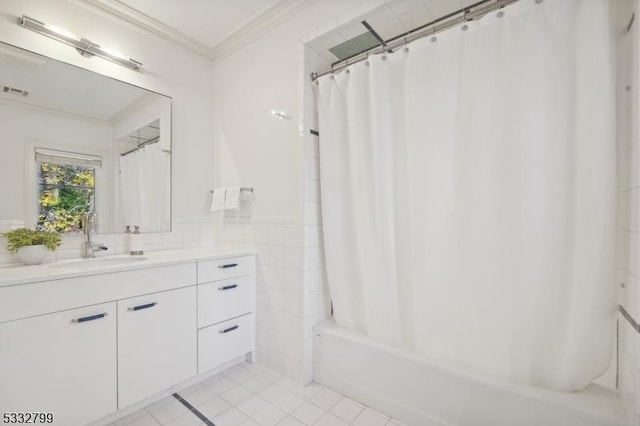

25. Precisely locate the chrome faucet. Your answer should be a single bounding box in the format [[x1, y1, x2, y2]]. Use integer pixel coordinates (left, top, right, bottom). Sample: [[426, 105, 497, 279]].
[[81, 211, 108, 258]]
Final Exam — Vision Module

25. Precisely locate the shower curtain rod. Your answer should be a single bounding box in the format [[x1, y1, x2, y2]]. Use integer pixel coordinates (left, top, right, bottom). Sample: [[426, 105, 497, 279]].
[[311, 0, 521, 81], [121, 136, 170, 156]]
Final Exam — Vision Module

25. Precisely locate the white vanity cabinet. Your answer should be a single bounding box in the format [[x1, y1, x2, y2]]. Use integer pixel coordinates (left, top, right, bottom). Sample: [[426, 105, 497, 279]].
[[118, 286, 197, 408], [0, 250, 255, 426], [0, 302, 117, 426], [197, 256, 255, 373]]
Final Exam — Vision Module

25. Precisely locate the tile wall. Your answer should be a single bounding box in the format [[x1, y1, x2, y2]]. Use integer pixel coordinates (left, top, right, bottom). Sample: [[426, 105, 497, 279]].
[[617, 0, 640, 424]]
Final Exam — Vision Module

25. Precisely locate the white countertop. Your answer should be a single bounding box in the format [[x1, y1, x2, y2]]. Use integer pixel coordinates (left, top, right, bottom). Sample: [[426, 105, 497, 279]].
[[0, 247, 256, 288]]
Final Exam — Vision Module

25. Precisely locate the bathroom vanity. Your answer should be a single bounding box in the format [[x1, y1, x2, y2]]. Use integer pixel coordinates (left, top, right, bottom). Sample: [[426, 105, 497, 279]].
[[0, 249, 255, 426]]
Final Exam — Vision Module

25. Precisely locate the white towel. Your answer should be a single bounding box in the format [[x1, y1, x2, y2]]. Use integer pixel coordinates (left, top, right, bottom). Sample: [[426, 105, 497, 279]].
[[225, 187, 240, 210], [210, 188, 226, 212]]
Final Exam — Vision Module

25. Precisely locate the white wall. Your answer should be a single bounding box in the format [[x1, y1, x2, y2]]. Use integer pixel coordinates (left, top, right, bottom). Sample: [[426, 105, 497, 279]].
[[210, 0, 387, 383], [0, 0, 217, 263]]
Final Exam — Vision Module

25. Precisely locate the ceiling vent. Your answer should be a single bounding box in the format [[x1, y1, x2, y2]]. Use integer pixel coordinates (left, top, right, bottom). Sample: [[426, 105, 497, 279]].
[[3, 86, 29, 97], [329, 21, 384, 61]]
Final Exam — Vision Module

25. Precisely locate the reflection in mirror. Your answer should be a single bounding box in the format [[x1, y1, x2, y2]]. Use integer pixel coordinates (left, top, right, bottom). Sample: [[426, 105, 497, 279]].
[[0, 41, 171, 234], [118, 119, 171, 233]]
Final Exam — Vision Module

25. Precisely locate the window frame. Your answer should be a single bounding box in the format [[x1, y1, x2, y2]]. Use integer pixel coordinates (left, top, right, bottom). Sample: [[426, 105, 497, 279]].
[[24, 140, 113, 234]]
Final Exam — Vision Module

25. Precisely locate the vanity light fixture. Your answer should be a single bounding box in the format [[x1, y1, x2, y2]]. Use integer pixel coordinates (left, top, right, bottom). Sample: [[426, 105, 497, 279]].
[[19, 15, 142, 71]]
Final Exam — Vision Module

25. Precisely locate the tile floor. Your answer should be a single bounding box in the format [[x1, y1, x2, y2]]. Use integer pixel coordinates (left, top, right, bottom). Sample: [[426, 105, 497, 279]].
[[106, 362, 405, 426]]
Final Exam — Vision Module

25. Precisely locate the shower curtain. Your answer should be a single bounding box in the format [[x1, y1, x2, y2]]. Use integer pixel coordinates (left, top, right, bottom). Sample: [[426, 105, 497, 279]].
[[119, 144, 169, 231], [316, 0, 616, 391]]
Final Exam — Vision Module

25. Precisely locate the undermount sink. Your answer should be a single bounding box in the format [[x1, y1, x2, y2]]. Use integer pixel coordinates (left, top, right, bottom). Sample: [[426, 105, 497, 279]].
[[49, 257, 148, 269]]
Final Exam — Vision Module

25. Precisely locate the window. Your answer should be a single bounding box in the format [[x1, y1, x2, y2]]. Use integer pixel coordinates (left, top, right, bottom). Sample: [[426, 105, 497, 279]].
[[35, 148, 101, 233]]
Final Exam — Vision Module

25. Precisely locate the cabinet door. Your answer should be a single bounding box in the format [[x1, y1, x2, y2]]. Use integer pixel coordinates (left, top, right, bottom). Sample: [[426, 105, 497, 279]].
[[118, 286, 197, 408], [0, 302, 117, 426]]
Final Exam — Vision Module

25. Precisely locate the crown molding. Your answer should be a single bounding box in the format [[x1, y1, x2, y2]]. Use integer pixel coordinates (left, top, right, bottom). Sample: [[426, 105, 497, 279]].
[[208, 0, 312, 60], [68, 0, 312, 61], [68, 0, 212, 57]]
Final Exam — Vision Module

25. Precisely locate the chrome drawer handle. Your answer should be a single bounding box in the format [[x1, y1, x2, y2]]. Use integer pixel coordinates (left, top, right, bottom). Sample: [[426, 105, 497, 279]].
[[128, 302, 158, 311], [218, 263, 238, 269], [72, 312, 108, 323], [219, 325, 239, 334], [218, 284, 238, 291]]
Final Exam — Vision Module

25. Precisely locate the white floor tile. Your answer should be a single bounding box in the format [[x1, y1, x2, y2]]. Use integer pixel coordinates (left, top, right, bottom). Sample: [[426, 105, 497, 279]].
[[272, 392, 305, 414], [329, 398, 364, 423], [126, 414, 161, 426], [277, 379, 320, 400], [307, 389, 340, 411], [135, 364, 395, 426], [258, 384, 288, 403], [215, 407, 250, 426], [196, 395, 232, 418], [148, 400, 191, 424], [221, 385, 253, 405], [251, 404, 287, 426], [244, 375, 272, 392], [202, 374, 237, 395], [260, 369, 282, 384], [164, 412, 203, 426], [237, 395, 269, 417], [290, 402, 325, 425], [314, 412, 347, 426], [145, 396, 176, 413], [276, 416, 305, 426], [241, 361, 270, 376], [115, 409, 149, 425], [226, 365, 259, 383], [178, 383, 217, 406], [351, 408, 389, 426]]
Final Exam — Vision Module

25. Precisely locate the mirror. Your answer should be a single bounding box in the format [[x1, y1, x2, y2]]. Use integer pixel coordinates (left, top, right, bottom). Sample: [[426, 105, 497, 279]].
[[0, 41, 171, 233]]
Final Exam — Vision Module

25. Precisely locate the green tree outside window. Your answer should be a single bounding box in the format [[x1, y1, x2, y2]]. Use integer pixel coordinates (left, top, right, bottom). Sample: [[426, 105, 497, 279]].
[[37, 162, 95, 233]]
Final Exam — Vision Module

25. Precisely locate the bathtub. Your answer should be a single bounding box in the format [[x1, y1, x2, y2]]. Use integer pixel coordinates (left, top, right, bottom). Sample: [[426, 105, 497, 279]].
[[313, 321, 627, 426]]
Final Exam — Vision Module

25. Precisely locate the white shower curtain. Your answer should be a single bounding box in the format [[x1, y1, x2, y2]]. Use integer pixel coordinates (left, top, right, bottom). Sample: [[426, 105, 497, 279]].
[[316, 0, 616, 391], [119, 144, 169, 231]]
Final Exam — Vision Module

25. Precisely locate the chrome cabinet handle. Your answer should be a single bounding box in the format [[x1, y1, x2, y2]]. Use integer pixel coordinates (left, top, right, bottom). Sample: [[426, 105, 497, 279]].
[[128, 302, 158, 311], [218, 284, 238, 291], [219, 325, 239, 334], [218, 263, 238, 269], [72, 312, 108, 323]]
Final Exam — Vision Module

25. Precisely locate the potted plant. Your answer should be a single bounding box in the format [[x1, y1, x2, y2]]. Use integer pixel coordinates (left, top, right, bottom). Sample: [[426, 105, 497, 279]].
[[2, 228, 62, 265]]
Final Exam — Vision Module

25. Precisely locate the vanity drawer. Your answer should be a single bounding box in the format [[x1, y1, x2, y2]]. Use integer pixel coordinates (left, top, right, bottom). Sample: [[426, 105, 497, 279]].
[[197, 256, 255, 283], [198, 313, 254, 374], [198, 276, 253, 328], [0, 263, 197, 324]]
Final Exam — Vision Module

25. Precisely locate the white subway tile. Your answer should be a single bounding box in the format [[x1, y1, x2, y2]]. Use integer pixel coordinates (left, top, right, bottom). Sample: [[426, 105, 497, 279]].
[[269, 224, 285, 245], [284, 246, 305, 270], [304, 202, 322, 225], [284, 225, 304, 248]]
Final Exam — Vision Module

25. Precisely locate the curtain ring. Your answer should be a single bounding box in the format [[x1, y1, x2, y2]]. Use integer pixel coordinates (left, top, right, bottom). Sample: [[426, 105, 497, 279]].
[[403, 37, 409, 53]]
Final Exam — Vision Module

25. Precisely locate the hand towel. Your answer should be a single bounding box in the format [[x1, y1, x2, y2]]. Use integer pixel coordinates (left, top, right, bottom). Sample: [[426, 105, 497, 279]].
[[225, 187, 240, 210], [210, 188, 226, 212]]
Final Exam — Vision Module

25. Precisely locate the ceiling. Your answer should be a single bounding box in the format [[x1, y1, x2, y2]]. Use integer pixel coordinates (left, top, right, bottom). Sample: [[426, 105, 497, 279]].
[[74, 0, 476, 61], [116, 0, 283, 50], [75, 0, 309, 59]]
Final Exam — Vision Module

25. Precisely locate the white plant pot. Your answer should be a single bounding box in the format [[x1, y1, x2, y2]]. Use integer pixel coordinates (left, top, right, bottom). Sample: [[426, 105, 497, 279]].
[[17, 245, 47, 265]]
